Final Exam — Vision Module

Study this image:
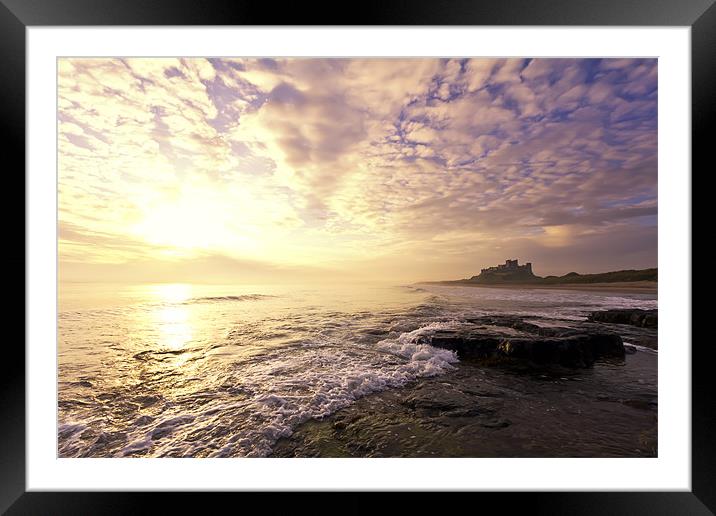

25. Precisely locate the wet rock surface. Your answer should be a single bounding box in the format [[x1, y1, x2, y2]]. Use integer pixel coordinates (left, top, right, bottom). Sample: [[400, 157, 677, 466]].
[[585, 310, 658, 349], [588, 309, 657, 328], [423, 315, 625, 368], [271, 354, 658, 458], [271, 312, 658, 458]]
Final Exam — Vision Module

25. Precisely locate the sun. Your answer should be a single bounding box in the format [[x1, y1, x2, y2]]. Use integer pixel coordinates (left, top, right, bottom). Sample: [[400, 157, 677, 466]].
[[133, 196, 225, 250], [131, 187, 258, 254], [151, 283, 192, 303]]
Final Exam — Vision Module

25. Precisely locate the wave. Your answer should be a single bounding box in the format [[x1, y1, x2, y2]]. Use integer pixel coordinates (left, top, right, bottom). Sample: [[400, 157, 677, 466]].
[[187, 294, 276, 304], [624, 343, 658, 354], [400, 285, 429, 293], [110, 321, 461, 458]]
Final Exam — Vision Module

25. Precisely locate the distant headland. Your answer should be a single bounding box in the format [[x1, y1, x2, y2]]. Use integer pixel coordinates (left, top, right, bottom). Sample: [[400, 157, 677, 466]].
[[425, 259, 657, 292]]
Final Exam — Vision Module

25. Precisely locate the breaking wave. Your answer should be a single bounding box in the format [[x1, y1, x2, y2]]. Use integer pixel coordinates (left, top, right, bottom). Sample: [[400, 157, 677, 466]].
[[59, 320, 460, 458], [187, 294, 276, 304]]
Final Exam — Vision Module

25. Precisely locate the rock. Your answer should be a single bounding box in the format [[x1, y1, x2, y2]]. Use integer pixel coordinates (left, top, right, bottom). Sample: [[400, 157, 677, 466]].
[[496, 334, 624, 368], [426, 317, 624, 368], [430, 330, 503, 358], [480, 418, 512, 428], [587, 309, 657, 328], [332, 414, 362, 431], [467, 315, 577, 337], [622, 399, 653, 411], [444, 407, 483, 418], [332, 420, 348, 431], [467, 315, 542, 333], [631, 335, 658, 350], [401, 385, 475, 414]]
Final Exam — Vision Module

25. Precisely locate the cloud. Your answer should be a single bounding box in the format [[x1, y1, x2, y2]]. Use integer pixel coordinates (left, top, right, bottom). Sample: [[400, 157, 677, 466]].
[[58, 57, 658, 281]]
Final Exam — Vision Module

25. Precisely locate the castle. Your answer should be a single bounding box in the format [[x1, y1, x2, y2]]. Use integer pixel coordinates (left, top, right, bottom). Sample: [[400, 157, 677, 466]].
[[480, 259, 533, 275]]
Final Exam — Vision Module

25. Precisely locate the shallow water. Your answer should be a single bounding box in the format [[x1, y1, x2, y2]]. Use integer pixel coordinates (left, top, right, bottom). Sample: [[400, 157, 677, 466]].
[[58, 282, 657, 457]]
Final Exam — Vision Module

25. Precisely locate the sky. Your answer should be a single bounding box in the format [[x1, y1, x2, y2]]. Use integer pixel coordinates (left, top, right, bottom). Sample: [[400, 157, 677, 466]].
[[58, 58, 657, 284]]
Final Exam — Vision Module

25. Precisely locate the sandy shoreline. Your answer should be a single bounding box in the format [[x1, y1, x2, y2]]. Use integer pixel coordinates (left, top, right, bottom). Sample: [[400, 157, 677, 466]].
[[423, 281, 657, 294]]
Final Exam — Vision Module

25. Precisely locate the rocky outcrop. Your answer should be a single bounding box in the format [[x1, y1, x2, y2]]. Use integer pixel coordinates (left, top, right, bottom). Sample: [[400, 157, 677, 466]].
[[495, 334, 623, 368], [426, 316, 624, 368], [588, 309, 657, 328]]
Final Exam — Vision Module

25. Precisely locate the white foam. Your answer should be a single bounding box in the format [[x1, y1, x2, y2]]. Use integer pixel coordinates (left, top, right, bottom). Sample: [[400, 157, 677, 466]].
[[113, 321, 462, 458], [625, 343, 658, 354]]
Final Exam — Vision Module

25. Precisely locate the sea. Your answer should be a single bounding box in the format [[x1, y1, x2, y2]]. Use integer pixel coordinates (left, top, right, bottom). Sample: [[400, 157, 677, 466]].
[[58, 282, 658, 458]]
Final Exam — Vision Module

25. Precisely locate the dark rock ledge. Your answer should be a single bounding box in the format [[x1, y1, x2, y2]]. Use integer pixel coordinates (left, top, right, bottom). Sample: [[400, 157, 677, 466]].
[[424, 316, 624, 368], [587, 309, 657, 328]]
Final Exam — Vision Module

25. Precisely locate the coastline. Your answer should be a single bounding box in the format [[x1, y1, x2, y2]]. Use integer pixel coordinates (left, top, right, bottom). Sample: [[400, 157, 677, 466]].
[[422, 280, 657, 294], [273, 354, 658, 458]]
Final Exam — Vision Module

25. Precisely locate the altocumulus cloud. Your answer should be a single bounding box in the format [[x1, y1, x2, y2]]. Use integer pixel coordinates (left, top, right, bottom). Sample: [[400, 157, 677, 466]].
[[58, 57, 657, 282]]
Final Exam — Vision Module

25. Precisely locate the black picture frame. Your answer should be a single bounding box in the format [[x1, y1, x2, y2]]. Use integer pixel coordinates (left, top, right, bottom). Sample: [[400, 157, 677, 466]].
[[3, 0, 709, 513]]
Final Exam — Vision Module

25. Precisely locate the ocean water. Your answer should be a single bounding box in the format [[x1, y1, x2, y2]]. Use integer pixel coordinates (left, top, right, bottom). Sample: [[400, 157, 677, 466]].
[[58, 282, 657, 458]]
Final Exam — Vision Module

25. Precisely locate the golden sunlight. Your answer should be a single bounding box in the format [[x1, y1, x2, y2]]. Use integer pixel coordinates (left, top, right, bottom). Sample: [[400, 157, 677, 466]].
[[58, 58, 658, 282], [150, 283, 193, 303], [133, 195, 238, 251], [155, 305, 193, 351], [148, 284, 194, 351], [56, 57, 660, 461]]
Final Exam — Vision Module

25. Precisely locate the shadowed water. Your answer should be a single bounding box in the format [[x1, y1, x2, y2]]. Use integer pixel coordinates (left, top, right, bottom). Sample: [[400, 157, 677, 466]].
[[58, 282, 657, 457]]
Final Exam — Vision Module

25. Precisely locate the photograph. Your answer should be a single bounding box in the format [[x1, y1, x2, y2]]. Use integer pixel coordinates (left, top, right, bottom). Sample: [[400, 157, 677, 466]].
[[57, 57, 658, 459]]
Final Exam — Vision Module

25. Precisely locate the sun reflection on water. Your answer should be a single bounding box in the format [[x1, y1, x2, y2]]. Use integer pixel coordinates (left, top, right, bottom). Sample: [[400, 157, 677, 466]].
[[150, 284, 193, 352], [156, 306, 192, 350]]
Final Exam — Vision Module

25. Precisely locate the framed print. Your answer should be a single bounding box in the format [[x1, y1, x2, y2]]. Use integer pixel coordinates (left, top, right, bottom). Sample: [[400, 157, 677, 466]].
[[5, 0, 711, 513]]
